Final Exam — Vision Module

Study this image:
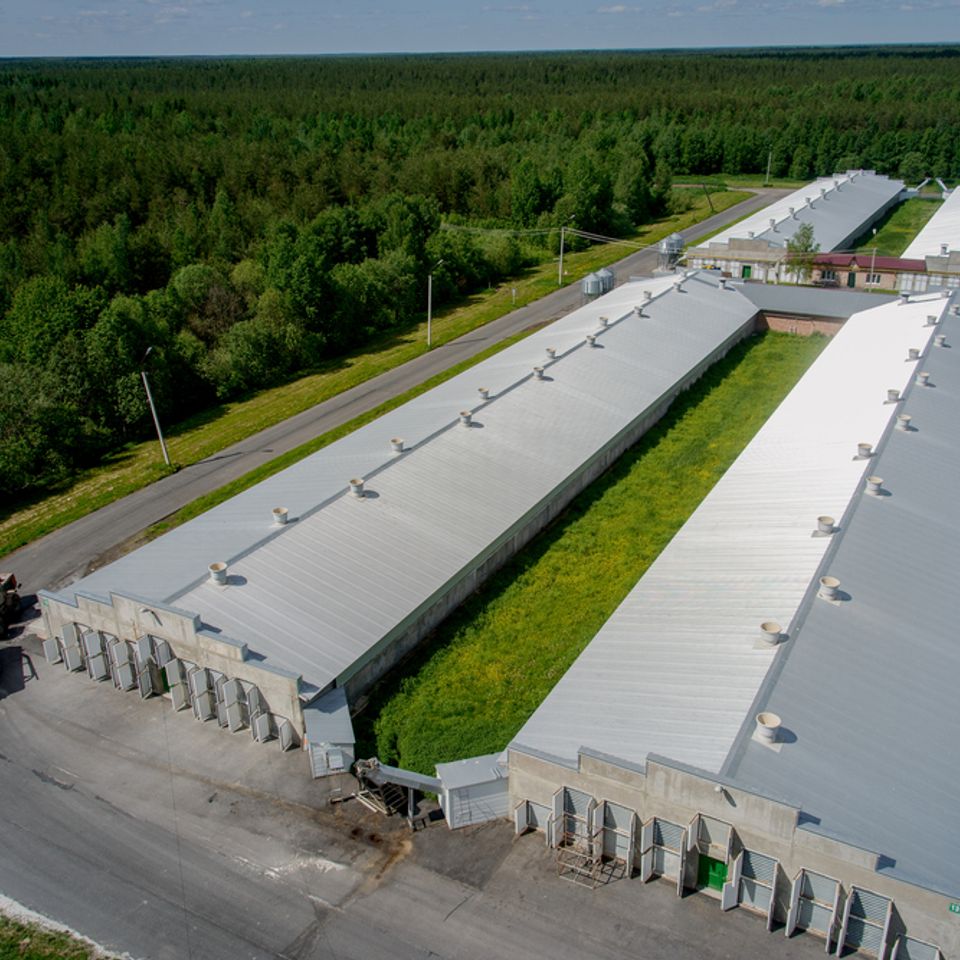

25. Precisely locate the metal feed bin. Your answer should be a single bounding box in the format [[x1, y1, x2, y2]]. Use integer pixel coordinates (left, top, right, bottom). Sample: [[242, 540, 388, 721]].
[[581, 273, 602, 299]]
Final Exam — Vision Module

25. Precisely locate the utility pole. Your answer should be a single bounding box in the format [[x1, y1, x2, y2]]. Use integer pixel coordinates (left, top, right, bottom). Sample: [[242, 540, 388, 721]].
[[558, 216, 574, 286], [140, 347, 171, 467], [765, 149, 772, 186], [427, 259, 444, 348]]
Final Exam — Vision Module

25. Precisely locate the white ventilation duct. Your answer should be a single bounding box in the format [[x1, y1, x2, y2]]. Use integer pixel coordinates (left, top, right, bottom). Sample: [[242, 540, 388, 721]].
[[820, 186, 828, 199], [478, 386, 490, 400], [533, 366, 545, 381], [818, 576, 841, 600], [459, 410, 473, 426], [887, 388, 901, 403], [917, 371, 931, 386], [755, 712, 781, 743], [896, 414, 912, 432], [908, 347, 921, 361], [586, 333, 598, 347], [599, 316, 609, 327], [857, 442, 873, 459], [390, 437, 404, 454], [272, 506, 288, 525], [935, 334, 947, 347], [769, 218, 777, 232], [349, 478, 365, 498], [817, 516, 835, 535], [899, 292, 910, 304], [865, 476, 884, 496], [941, 243, 949, 256], [926, 314, 939, 326], [546, 346, 557, 359], [747, 230, 755, 239], [805, 196, 813, 207], [209, 562, 228, 585], [643, 290, 653, 301]]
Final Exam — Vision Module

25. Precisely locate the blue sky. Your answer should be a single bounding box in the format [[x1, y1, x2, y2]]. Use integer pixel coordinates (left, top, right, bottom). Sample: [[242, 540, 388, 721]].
[[2, 0, 959, 57]]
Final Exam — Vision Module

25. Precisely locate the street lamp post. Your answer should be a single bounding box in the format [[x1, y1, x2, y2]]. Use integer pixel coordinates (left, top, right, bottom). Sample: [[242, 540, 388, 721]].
[[427, 259, 444, 349], [869, 228, 878, 288], [140, 347, 171, 467]]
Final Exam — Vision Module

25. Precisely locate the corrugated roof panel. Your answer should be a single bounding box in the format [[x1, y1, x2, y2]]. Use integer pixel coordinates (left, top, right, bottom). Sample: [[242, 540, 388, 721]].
[[512, 292, 950, 775], [60, 271, 757, 690], [705, 172, 903, 252], [724, 297, 960, 896], [901, 187, 960, 259]]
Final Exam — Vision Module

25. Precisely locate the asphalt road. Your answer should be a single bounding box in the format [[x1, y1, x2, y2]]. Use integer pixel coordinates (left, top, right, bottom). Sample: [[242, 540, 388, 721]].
[[2, 189, 788, 594], [0, 635, 825, 960]]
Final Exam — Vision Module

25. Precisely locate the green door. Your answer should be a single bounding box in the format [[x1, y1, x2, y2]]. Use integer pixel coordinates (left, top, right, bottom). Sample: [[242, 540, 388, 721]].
[[847, 271, 857, 288], [697, 854, 728, 891], [741, 265, 752, 279]]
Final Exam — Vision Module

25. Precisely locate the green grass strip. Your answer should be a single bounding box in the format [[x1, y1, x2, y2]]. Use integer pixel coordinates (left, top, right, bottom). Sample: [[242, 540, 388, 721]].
[[856, 197, 942, 257], [362, 330, 828, 774], [0, 914, 112, 960]]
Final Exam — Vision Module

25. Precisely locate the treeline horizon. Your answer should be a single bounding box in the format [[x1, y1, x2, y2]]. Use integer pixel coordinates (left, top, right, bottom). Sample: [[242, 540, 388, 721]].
[[2, 48, 959, 501]]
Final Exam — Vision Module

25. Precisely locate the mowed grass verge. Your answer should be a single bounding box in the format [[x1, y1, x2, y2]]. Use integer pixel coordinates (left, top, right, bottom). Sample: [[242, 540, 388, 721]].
[[0, 189, 750, 558], [856, 197, 942, 257], [0, 914, 114, 960], [363, 331, 828, 774]]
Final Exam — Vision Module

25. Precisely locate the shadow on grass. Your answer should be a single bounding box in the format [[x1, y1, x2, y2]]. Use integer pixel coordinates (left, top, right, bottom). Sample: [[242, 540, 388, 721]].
[[353, 331, 773, 763]]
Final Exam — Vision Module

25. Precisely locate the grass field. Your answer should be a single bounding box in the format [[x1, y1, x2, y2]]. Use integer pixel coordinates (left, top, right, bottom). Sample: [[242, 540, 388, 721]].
[[0, 189, 750, 558], [361, 330, 828, 774], [0, 914, 110, 960], [856, 197, 942, 257]]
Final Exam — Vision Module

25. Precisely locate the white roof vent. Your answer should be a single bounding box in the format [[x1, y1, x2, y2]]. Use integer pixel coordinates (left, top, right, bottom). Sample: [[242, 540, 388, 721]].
[[586, 333, 598, 347], [896, 413, 912, 432], [908, 347, 921, 361], [349, 478, 365, 498], [459, 410, 473, 426], [643, 290, 653, 301], [209, 562, 228, 585], [941, 243, 949, 256], [926, 314, 939, 326], [856, 442, 873, 459], [390, 437, 404, 454], [899, 292, 910, 304], [760, 621, 782, 645], [478, 386, 490, 400], [818, 575, 841, 600], [820, 186, 828, 199], [533, 366, 545, 381], [755, 712, 781, 743], [789, 206, 796, 218], [935, 334, 947, 347], [805, 196, 814, 207], [599, 315, 609, 327], [272, 506, 288, 525], [748, 230, 755, 239], [817, 515, 835, 535], [546, 346, 557, 359], [865, 476, 884, 496], [886, 388, 901, 403], [673, 279, 684, 291], [769, 218, 777, 232], [917, 371, 931, 386]]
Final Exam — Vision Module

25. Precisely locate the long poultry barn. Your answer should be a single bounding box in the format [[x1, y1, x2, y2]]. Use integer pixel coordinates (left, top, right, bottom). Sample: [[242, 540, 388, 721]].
[[508, 288, 960, 959], [38, 270, 759, 772]]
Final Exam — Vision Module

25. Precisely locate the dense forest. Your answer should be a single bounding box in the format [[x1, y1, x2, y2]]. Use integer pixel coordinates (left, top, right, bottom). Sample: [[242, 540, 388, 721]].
[[2, 47, 960, 499]]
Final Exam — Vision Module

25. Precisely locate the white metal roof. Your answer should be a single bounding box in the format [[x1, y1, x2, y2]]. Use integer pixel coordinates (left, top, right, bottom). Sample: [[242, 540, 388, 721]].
[[703, 172, 902, 253], [727, 295, 960, 897], [436, 753, 507, 791], [901, 187, 960, 259], [59, 272, 757, 692], [512, 292, 950, 773]]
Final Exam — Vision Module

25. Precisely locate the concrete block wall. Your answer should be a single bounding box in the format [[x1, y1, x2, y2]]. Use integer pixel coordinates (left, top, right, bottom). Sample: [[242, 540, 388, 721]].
[[508, 748, 958, 957], [38, 588, 303, 731]]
